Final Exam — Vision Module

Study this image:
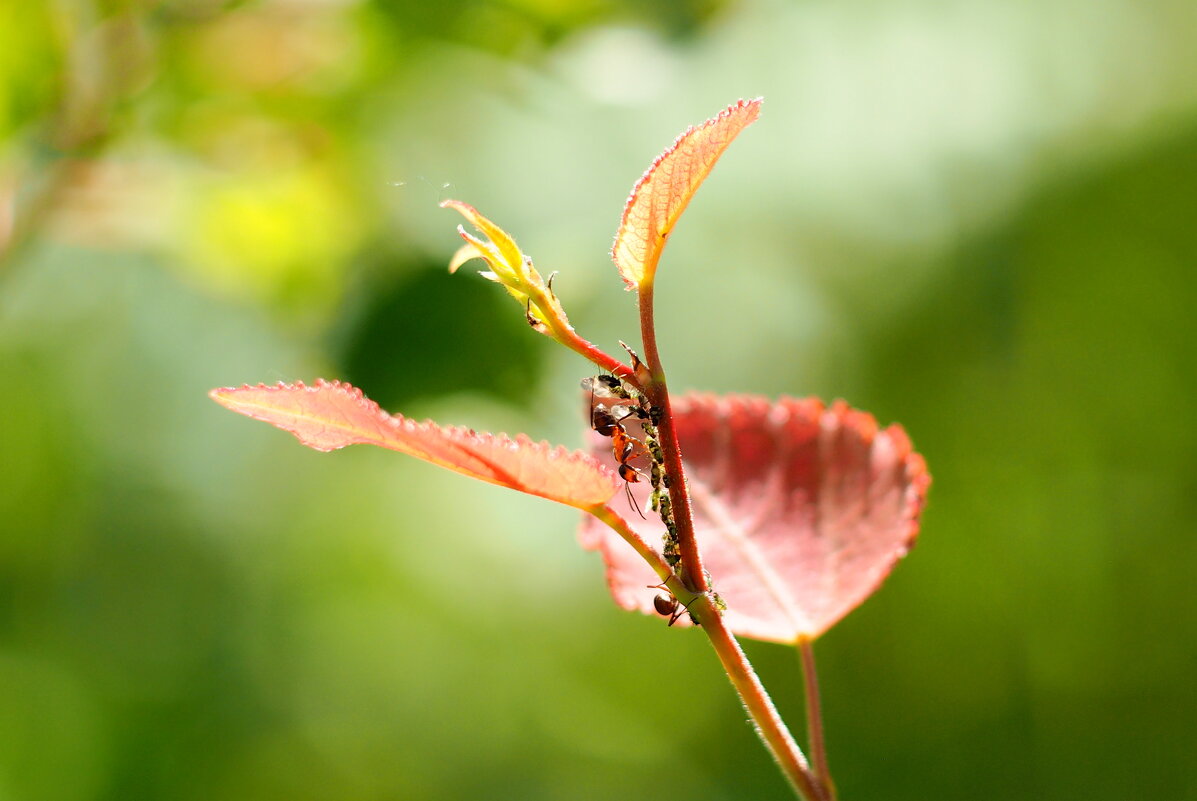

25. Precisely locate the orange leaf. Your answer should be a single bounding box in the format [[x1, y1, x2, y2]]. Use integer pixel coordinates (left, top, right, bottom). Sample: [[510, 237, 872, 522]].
[[579, 394, 930, 643], [210, 380, 621, 510], [611, 98, 762, 291]]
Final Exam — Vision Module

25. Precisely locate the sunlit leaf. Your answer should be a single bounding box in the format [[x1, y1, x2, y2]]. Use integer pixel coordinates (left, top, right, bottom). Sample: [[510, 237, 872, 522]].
[[441, 199, 571, 335], [210, 380, 621, 509], [441, 200, 527, 288], [579, 394, 930, 642], [611, 98, 762, 291], [447, 242, 485, 275]]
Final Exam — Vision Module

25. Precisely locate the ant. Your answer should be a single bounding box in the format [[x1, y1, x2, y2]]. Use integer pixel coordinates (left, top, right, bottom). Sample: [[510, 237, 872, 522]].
[[648, 582, 697, 626], [583, 374, 652, 518]]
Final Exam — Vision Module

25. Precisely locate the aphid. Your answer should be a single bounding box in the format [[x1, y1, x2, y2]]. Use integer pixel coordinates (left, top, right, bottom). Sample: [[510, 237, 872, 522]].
[[581, 372, 678, 552], [662, 528, 680, 569], [649, 462, 664, 513]]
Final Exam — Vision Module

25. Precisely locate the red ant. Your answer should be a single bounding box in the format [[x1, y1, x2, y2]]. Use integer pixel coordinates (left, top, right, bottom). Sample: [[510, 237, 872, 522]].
[[584, 375, 651, 518]]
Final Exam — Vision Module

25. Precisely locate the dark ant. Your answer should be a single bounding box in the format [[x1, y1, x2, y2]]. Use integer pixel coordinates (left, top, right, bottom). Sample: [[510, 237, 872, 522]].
[[593, 409, 650, 518], [584, 372, 691, 623], [653, 592, 682, 624], [581, 373, 633, 404], [584, 375, 652, 518], [648, 582, 698, 627], [581, 371, 678, 571]]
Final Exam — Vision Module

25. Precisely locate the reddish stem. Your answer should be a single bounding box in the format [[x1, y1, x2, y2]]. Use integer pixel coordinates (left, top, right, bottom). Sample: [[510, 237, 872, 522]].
[[562, 331, 638, 385], [636, 281, 709, 593], [589, 505, 675, 583], [691, 595, 824, 800], [634, 278, 824, 800], [527, 282, 637, 386], [799, 638, 836, 800]]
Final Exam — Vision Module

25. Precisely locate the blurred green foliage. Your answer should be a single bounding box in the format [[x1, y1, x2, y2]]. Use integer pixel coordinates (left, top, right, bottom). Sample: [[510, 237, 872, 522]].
[[3, 0, 1196, 799]]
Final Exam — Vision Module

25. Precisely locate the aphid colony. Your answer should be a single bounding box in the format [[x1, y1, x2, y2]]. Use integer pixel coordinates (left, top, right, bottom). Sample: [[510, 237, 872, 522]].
[[583, 362, 688, 625]]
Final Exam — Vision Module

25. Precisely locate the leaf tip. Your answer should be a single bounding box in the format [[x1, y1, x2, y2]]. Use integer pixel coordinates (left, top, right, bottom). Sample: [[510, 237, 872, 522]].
[[611, 97, 764, 290]]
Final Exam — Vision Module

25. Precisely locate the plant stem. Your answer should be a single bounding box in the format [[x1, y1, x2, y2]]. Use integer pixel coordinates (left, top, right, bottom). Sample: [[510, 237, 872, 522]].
[[799, 638, 836, 800], [562, 333, 636, 384], [635, 281, 709, 593], [593, 503, 822, 799], [590, 506, 701, 614], [691, 596, 825, 801], [522, 282, 638, 385], [634, 279, 827, 800], [589, 505, 676, 585]]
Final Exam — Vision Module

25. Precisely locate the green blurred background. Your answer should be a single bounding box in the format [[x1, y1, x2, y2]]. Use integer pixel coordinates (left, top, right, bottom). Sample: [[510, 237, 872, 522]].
[[3, 0, 1195, 798]]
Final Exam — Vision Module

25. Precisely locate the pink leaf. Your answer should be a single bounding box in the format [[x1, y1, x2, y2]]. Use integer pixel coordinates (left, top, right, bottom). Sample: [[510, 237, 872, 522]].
[[611, 98, 762, 291], [579, 394, 930, 642], [211, 380, 621, 510]]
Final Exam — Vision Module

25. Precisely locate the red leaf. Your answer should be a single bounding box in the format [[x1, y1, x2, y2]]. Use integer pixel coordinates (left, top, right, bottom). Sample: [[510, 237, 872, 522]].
[[210, 380, 621, 510], [579, 394, 930, 642], [611, 98, 762, 291]]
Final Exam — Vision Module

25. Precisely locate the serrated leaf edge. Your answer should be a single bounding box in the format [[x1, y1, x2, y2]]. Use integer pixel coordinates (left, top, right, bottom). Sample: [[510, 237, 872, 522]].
[[210, 380, 622, 508], [611, 98, 763, 290]]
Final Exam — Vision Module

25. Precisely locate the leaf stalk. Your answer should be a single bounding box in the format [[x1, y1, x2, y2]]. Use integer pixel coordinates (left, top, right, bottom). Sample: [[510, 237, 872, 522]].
[[799, 638, 836, 800], [690, 596, 827, 801]]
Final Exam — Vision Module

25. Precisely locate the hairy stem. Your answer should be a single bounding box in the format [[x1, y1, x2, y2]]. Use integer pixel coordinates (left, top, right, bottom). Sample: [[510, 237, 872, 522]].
[[521, 282, 638, 385], [589, 505, 675, 585], [594, 499, 821, 799], [799, 638, 835, 799], [691, 597, 825, 800], [635, 279, 824, 800]]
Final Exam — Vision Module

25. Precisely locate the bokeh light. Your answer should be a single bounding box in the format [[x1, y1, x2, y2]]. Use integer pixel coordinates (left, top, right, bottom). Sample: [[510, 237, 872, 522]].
[[3, 0, 1195, 798]]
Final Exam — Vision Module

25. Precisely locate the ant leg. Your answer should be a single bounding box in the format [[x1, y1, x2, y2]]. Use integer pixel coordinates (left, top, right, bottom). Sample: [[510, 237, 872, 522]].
[[618, 463, 647, 519], [624, 481, 645, 519]]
